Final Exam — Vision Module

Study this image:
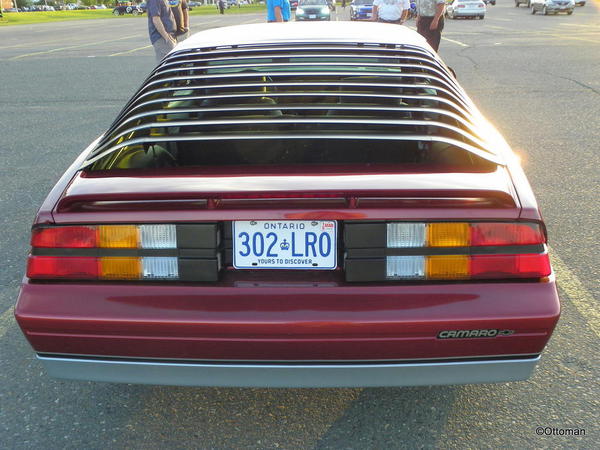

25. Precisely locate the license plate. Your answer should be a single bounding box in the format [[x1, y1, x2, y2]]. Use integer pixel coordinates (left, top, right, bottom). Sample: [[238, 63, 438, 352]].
[[233, 220, 337, 270], [309, 14, 317, 18]]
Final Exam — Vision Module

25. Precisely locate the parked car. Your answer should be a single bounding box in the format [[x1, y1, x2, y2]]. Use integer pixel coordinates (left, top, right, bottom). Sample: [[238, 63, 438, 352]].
[[15, 22, 560, 388], [295, 0, 331, 20], [483, 0, 495, 4], [446, 0, 486, 19], [530, 0, 574, 14], [574, 0, 585, 5], [349, 0, 373, 20], [113, 4, 144, 15]]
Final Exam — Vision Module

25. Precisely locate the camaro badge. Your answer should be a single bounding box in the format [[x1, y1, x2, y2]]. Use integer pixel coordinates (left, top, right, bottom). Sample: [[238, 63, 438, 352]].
[[437, 329, 515, 339]]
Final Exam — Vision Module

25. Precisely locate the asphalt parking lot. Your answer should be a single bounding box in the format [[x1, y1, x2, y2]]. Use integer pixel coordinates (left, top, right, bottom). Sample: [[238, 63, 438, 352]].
[[0, 4, 599, 449]]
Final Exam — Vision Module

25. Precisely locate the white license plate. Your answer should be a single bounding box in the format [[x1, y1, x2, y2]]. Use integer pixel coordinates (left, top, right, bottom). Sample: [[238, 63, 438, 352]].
[[233, 220, 337, 270], [309, 14, 317, 18]]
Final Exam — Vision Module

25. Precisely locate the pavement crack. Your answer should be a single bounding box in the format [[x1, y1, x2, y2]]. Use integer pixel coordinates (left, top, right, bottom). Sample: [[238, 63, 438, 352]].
[[523, 70, 600, 96], [555, 75, 600, 97], [456, 46, 479, 71]]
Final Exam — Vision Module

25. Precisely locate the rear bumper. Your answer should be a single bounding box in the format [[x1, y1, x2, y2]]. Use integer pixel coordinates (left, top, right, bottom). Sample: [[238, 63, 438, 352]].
[[37, 354, 541, 387], [454, 11, 484, 17], [16, 278, 560, 363]]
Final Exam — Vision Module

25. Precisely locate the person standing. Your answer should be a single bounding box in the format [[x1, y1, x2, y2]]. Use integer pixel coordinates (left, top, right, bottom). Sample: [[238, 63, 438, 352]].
[[169, 0, 190, 42], [372, 0, 410, 24], [415, 0, 445, 52], [217, 0, 225, 14], [266, 0, 291, 22], [147, 0, 177, 63]]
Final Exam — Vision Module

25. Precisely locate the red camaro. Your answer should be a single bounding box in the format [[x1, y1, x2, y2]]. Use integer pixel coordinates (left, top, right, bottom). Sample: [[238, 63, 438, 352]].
[[15, 22, 560, 387]]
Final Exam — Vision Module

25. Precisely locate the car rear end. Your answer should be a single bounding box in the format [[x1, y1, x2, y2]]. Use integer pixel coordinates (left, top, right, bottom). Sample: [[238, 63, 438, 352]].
[[453, 0, 486, 17], [15, 23, 559, 387], [351, 0, 373, 20], [545, 0, 575, 13], [295, 0, 331, 20]]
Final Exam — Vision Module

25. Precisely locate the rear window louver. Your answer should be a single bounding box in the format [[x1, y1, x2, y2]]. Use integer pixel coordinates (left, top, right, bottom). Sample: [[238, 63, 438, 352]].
[[83, 42, 504, 170]]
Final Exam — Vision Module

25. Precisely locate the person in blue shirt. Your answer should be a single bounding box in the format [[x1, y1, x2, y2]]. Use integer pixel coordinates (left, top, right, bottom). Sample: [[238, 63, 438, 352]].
[[147, 0, 177, 63], [267, 0, 291, 22]]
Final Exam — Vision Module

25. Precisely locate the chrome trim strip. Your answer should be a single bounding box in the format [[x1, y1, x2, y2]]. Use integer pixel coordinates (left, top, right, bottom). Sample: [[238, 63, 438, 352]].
[[139, 71, 467, 103], [168, 44, 435, 59], [83, 133, 503, 169], [107, 92, 473, 137], [103, 106, 480, 147], [97, 118, 488, 155], [152, 62, 448, 81], [97, 82, 472, 149], [156, 53, 450, 74], [38, 355, 541, 388], [122, 82, 466, 116]]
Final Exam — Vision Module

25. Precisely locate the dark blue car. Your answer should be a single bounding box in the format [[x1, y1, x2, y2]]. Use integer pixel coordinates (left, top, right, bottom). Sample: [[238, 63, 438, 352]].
[[349, 0, 373, 20]]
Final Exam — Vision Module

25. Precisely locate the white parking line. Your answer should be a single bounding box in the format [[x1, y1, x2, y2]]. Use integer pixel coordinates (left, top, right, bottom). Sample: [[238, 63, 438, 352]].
[[559, 22, 600, 28], [0, 306, 15, 340], [441, 37, 469, 47], [109, 45, 153, 57], [9, 34, 142, 60], [550, 249, 600, 339]]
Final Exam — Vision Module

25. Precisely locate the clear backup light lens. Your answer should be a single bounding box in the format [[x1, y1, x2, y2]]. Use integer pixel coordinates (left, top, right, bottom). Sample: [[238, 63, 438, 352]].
[[142, 257, 178, 279], [140, 224, 177, 249], [386, 256, 425, 280], [387, 223, 425, 248]]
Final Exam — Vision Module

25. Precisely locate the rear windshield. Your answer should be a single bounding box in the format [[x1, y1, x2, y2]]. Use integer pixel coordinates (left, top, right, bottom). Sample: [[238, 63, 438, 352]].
[[86, 47, 498, 172]]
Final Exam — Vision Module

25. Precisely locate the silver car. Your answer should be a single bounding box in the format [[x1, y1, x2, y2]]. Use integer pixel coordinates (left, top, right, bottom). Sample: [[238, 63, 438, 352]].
[[446, 0, 486, 19], [530, 0, 574, 14]]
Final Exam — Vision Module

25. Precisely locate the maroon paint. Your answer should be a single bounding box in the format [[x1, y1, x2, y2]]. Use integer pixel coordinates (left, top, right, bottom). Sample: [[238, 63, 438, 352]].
[[16, 278, 560, 360]]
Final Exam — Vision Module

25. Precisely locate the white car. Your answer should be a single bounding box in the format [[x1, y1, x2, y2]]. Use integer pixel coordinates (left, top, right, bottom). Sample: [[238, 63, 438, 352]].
[[446, 0, 486, 19]]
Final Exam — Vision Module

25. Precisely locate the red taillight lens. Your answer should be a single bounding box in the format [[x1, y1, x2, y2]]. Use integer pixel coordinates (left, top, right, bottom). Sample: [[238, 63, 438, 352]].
[[31, 226, 97, 248], [470, 223, 544, 246], [471, 254, 551, 279], [27, 256, 99, 280]]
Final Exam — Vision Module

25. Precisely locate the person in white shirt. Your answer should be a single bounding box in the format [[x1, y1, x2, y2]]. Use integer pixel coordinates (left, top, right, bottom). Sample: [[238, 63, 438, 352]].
[[372, 0, 410, 24]]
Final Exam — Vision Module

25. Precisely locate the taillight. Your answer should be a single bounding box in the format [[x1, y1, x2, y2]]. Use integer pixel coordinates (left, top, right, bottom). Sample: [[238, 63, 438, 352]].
[[27, 224, 219, 281], [345, 221, 551, 282], [27, 256, 99, 279], [31, 226, 97, 248]]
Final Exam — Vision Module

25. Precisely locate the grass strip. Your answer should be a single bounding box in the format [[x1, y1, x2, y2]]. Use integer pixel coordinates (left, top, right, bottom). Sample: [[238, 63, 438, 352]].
[[0, 5, 266, 27]]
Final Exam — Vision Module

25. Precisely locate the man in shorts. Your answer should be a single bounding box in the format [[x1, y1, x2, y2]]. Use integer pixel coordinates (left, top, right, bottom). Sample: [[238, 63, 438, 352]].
[[415, 0, 445, 52], [147, 0, 177, 63]]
